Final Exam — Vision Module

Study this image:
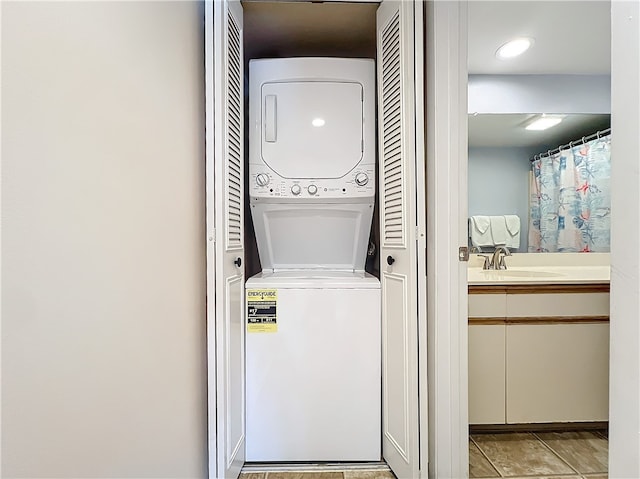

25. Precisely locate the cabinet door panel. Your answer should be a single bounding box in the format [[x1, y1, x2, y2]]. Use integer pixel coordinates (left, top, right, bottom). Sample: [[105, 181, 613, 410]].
[[469, 325, 506, 424], [506, 323, 609, 423]]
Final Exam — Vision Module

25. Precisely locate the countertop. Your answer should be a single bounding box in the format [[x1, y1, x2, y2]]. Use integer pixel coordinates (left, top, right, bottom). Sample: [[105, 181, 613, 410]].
[[467, 253, 610, 285]]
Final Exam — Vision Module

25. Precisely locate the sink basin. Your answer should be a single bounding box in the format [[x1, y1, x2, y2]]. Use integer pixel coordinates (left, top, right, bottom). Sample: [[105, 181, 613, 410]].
[[468, 261, 610, 285], [480, 269, 564, 278]]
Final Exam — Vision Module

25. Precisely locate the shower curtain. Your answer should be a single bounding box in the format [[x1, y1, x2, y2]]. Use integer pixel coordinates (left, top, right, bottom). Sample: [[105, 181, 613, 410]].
[[528, 135, 611, 252]]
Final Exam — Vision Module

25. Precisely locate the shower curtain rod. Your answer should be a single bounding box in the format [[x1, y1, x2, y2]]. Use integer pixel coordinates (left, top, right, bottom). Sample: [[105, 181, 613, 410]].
[[530, 127, 611, 162]]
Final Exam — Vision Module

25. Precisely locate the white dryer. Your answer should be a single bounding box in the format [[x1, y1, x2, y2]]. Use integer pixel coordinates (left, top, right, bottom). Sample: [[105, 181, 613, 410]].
[[248, 57, 377, 272], [245, 58, 380, 462]]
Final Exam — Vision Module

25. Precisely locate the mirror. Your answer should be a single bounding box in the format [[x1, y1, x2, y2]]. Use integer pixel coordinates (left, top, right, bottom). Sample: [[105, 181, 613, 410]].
[[467, 1, 611, 254], [468, 113, 611, 252]]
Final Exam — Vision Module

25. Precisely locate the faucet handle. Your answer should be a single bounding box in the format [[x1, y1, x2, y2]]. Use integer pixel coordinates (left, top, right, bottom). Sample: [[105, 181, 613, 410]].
[[478, 254, 491, 270], [497, 249, 511, 269]]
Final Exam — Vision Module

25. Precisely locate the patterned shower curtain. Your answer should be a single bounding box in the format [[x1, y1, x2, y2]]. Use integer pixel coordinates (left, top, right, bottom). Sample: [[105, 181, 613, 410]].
[[528, 135, 611, 252]]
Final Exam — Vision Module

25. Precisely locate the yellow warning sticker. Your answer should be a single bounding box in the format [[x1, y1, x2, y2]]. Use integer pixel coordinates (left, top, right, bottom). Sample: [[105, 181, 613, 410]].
[[247, 289, 277, 333]]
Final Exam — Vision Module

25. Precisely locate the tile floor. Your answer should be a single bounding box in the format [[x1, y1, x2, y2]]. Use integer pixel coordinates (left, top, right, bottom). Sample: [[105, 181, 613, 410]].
[[240, 471, 395, 479], [470, 431, 608, 479], [240, 431, 608, 479]]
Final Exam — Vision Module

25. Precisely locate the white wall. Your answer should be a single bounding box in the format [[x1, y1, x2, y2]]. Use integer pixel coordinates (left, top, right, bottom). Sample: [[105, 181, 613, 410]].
[[1, 2, 207, 478], [468, 147, 535, 252], [469, 74, 611, 114], [609, 1, 640, 477]]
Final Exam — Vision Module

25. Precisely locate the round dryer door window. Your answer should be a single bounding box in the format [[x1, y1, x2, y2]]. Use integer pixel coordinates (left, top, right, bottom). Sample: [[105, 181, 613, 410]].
[[261, 81, 364, 179]]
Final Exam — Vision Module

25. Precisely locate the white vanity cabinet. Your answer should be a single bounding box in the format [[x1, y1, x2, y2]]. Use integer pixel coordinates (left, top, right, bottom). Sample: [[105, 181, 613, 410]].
[[468, 285, 610, 425]]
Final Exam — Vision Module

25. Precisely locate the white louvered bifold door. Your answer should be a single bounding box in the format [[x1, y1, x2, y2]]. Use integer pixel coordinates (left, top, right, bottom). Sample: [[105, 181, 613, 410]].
[[377, 2, 420, 479], [210, 1, 245, 478]]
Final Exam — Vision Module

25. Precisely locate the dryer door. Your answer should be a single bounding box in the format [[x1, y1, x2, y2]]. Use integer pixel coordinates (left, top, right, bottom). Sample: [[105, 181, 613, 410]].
[[261, 81, 364, 179]]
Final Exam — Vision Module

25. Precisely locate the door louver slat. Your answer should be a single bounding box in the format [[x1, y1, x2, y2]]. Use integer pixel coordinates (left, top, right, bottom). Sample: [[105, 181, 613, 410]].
[[226, 11, 242, 249], [381, 11, 404, 248]]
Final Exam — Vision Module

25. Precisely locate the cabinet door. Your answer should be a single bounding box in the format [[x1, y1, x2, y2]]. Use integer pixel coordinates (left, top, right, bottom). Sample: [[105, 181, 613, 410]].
[[469, 325, 506, 424], [506, 323, 609, 423]]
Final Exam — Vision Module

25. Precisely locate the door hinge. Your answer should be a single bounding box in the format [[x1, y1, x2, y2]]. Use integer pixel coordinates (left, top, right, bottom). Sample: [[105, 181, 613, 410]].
[[458, 246, 469, 262]]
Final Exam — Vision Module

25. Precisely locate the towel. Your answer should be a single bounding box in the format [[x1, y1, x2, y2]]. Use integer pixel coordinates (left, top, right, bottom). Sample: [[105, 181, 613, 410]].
[[469, 216, 493, 249], [504, 215, 521, 250], [489, 216, 507, 246]]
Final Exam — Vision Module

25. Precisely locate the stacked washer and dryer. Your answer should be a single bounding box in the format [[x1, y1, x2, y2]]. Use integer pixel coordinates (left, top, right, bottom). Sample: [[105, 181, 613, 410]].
[[245, 58, 380, 462]]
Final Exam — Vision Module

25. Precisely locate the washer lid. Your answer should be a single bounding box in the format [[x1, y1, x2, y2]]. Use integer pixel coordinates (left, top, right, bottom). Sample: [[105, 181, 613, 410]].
[[251, 201, 373, 272], [246, 271, 380, 289], [261, 81, 364, 179]]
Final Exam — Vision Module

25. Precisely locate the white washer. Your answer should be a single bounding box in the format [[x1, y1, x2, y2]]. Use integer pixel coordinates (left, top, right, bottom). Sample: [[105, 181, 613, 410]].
[[246, 58, 380, 462], [245, 272, 380, 462]]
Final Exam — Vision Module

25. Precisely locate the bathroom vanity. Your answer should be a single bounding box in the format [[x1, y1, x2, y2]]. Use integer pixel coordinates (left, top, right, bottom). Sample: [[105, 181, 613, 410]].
[[468, 253, 610, 426]]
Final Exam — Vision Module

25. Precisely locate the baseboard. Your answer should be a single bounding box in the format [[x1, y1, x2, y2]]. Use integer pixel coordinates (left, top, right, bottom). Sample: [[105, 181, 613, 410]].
[[469, 421, 608, 434]]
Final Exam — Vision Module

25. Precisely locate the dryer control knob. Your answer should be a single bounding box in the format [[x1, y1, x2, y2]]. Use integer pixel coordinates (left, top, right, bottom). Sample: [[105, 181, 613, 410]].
[[291, 184, 302, 196], [307, 184, 318, 195], [256, 173, 270, 187], [355, 172, 369, 186]]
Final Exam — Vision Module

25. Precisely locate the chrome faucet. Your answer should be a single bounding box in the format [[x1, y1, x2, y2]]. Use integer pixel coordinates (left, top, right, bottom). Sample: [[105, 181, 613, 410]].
[[478, 254, 491, 270], [490, 246, 511, 270]]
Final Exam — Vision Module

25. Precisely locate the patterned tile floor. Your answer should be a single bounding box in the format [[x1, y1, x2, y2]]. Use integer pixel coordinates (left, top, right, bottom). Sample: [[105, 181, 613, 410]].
[[470, 431, 608, 479], [240, 431, 608, 479], [240, 471, 395, 479]]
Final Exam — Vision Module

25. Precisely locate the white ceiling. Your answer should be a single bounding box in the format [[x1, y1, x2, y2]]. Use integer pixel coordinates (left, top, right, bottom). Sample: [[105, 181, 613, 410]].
[[468, 1, 611, 149], [468, 1, 611, 75]]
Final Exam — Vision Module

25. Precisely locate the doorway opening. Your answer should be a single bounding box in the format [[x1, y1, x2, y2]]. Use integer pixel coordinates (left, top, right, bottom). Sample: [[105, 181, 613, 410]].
[[466, 2, 611, 478], [206, 2, 425, 478]]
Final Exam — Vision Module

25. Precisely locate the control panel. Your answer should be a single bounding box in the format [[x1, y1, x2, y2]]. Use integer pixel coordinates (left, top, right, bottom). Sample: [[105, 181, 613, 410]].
[[249, 165, 376, 199]]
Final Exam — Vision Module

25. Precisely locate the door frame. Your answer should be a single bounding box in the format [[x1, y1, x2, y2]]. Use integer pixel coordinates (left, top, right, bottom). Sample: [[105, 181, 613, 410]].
[[424, 1, 469, 478], [607, 2, 640, 477], [204, 2, 217, 476], [204, 0, 467, 477]]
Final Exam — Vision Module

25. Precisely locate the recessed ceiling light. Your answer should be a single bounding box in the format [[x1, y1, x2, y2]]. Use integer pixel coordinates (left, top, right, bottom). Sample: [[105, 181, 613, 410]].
[[311, 118, 325, 127], [525, 115, 564, 131], [496, 37, 534, 59]]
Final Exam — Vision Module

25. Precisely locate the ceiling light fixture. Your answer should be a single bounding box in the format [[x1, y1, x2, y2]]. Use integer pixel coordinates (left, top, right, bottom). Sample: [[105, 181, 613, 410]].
[[496, 37, 534, 59], [525, 115, 565, 131]]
